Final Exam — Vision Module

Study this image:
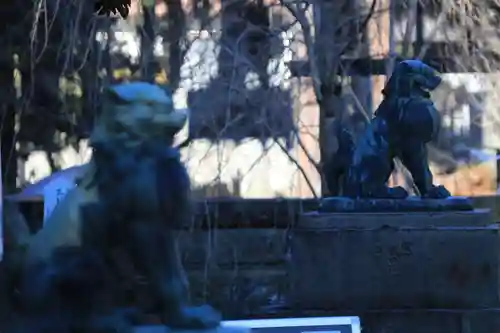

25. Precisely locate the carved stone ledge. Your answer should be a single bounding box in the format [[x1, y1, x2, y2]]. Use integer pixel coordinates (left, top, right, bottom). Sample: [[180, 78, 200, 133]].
[[290, 208, 498, 310], [319, 196, 474, 213]]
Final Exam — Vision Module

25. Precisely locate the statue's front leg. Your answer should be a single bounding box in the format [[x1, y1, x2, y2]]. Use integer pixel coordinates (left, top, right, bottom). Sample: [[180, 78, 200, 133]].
[[127, 223, 221, 329], [399, 140, 450, 198]]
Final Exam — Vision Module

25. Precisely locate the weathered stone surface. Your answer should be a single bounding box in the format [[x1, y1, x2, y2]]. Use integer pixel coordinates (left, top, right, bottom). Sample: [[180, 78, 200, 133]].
[[299, 209, 492, 228], [319, 196, 473, 213], [174, 229, 289, 317], [177, 229, 288, 268], [190, 199, 318, 228], [360, 309, 500, 333], [465, 308, 500, 333], [290, 209, 499, 310], [134, 325, 250, 333], [186, 268, 287, 317], [361, 310, 462, 333], [17, 198, 320, 230], [471, 195, 500, 222], [134, 309, 500, 333]]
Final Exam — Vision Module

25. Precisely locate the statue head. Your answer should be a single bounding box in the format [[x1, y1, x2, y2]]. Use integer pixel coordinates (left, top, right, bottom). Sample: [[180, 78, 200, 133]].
[[90, 82, 187, 148], [383, 60, 442, 97], [87, 82, 190, 228]]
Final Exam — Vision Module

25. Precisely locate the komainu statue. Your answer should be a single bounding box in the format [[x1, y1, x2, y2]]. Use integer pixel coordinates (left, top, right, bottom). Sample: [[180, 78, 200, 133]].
[[324, 60, 451, 199], [7, 82, 221, 332]]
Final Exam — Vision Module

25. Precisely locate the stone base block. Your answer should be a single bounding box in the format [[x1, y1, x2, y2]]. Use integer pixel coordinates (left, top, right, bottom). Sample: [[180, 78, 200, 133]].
[[471, 195, 500, 222], [319, 196, 474, 213], [361, 309, 500, 333], [290, 209, 499, 310]]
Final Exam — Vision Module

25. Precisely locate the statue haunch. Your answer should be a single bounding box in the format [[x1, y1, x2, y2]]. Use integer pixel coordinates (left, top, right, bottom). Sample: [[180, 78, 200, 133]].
[[324, 60, 451, 199]]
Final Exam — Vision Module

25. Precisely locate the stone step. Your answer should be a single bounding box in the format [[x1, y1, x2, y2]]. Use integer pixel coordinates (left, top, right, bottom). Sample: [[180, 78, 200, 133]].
[[177, 229, 287, 268]]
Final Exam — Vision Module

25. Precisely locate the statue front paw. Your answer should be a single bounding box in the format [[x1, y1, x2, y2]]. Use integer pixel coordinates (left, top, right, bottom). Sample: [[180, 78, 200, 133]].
[[163, 305, 221, 329], [369, 186, 408, 199], [387, 186, 409, 199], [423, 185, 451, 199]]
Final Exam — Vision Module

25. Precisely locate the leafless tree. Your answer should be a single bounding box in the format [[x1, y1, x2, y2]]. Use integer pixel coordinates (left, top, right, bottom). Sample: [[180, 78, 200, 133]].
[[19, 0, 500, 197], [176, 0, 376, 198]]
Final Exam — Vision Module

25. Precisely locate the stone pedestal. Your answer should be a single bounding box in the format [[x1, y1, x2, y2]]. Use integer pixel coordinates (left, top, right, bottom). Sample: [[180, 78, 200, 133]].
[[360, 308, 500, 333], [290, 208, 499, 310]]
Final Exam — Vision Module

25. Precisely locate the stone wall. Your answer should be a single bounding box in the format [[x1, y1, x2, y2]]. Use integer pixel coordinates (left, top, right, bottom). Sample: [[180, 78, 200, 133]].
[[13, 195, 500, 332], [182, 207, 500, 333]]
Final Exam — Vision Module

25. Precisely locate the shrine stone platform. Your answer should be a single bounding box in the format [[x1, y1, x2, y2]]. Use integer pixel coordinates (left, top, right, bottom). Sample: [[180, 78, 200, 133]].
[[319, 196, 474, 213], [134, 325, 250, 333], [289, 204, 499, 310]]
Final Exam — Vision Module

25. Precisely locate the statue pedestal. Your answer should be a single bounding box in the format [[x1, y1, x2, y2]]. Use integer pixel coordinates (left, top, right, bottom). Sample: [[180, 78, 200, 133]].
[[134, 325, 250, 333], [289, 208, 499, 310]]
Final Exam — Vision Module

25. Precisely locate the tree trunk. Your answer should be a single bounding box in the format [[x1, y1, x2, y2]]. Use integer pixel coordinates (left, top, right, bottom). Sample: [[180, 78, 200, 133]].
[[166, 0, 184, 89], [314, 1, 351, 196], [140, 4, 157, 82]]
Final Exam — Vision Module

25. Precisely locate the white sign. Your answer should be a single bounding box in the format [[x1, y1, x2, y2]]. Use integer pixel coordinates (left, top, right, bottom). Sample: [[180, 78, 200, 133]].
[[134, 317, 360, 333], [222, 317, 361, 333], [42, 176, 76, 224]]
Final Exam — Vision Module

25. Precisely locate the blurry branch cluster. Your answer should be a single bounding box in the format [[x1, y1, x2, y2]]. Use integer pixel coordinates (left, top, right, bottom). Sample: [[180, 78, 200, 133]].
[[5, 0, 500, 195]]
